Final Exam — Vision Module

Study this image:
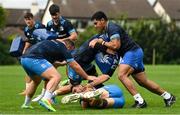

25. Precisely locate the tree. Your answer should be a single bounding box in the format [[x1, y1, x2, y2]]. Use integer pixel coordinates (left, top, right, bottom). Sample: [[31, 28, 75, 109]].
[[0, 6, 6, 28]]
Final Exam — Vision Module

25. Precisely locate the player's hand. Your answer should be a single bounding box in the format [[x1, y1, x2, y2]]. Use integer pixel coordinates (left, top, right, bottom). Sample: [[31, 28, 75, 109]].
[[89, 39, 98, 48]]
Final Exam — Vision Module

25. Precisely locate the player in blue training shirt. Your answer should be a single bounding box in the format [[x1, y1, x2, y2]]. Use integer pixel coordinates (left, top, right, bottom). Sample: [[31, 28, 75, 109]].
[[61, 84, 125, 109], [20, 12, 46, 95], [47, 4, 77, 42], [89, 11, 176, 108], [31, 4, 78, 101], [23, 12, 45, 53], [20, 39, 97, 112]]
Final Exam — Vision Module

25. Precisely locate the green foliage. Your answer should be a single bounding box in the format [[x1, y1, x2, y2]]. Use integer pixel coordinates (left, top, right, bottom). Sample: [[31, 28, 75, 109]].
[[75, 26, 97, 47], [0, 6, 6, 28], [120, 20, 180, 64], [0, 39, 17, 65]]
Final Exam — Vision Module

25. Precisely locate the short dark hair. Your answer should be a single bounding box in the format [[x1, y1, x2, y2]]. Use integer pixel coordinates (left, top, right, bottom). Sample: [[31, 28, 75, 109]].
[[49, 4, 60, 15], [91, 11, 108, 21], [24, 12, 33, 19]]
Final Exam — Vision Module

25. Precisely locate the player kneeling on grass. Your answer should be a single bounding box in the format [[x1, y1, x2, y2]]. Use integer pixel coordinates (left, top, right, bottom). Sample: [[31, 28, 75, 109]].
[[20, 39, 97, 112], [61, 84, 125, 109]]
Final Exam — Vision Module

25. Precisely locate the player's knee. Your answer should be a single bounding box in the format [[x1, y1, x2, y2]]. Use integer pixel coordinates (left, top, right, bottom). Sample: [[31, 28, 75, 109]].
[[118, 73, 128, 82], [136, 79, 148, 87], [50, 74, 61, 83], [55, 75, 61, 83]]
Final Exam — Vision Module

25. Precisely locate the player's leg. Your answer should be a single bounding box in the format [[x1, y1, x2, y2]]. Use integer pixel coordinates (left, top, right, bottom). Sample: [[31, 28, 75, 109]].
[[101, 85, 125, 108], [133, 71, 176, 107], [19, 75, 32, 95], [20, 58, 42, 109], [82, 97, 124, 109], [21, 76, 42, 109], [31, 81, 46, 102], [21, 58, 59, 111], [38, 66, 61, 112], [53, 84, 72, 96], [118, 48, 147, 108], [32, 61, 65, 102]]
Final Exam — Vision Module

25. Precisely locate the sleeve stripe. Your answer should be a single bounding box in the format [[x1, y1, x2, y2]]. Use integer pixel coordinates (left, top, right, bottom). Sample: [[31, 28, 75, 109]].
[[66, 58, 75, 63], [69, 29, 76, 34], [110, 34, 120, 40]]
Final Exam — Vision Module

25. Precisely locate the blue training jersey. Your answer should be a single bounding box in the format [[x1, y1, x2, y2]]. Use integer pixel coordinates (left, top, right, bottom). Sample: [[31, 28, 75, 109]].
[[24, 21, 45, 44], [22, 40, 73, 63], [105, 22, 139, 56], [46, 16, 76, 38]]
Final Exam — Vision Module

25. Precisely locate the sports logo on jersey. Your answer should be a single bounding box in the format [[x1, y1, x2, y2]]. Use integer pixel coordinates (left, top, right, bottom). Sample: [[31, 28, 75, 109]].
[[119, 57, 124, 63], [59, 26, 64, 31], [135, 63, 138, 68], [50, 28, 54, 31], [56, 32, 59, 35], [100, 54, 111, 65], [30, 37, 34, 40], [41, 64, 47, 68]]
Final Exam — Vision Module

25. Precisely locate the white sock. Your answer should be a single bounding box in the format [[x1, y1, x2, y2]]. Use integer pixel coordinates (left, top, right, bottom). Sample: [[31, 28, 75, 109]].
[[42, 90, 53, 100], [133, 93, 144, 104], [24, 95, 31, 106], [52, 91, 57, 98], [40, 88, 46, 96], [161, 91, 171, 100], [25, 83, 30, 90]]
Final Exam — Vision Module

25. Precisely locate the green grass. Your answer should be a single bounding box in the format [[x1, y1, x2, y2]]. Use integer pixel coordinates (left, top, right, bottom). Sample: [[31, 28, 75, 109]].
[[0, 65, 179, 114]]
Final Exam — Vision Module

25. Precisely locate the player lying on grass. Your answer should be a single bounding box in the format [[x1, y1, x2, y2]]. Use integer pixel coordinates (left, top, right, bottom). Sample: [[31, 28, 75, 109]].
[[61, 84, 125, 109], [20, 39, 97, 112]]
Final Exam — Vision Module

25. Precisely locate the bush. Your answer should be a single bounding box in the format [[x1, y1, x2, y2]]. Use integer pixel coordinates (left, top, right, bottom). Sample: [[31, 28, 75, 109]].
[[75, 26, 97, 47], [0, 39, 18, 65]]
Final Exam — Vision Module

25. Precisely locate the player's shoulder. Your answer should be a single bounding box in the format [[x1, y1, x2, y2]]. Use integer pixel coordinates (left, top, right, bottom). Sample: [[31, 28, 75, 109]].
[[34, 21, 45, 28], [24, 26, 29, 32], [24, 26, 28, 32], [108, 22, 121, 30], [60, 16, 71, 25], [47, 20, 53, 26]]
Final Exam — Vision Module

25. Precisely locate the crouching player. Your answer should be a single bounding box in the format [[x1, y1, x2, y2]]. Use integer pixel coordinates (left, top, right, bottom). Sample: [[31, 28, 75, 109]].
[[61, 84, 125, 109]]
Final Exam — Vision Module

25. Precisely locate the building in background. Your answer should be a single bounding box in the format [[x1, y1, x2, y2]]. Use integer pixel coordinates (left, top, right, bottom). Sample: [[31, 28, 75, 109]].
[[0, 0, 46, 39], [42, 0, 158, 32], [1, 0, 180, 39]]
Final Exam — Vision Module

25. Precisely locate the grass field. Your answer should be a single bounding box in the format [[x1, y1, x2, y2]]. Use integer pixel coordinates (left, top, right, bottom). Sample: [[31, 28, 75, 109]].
[[0, 65, 179, 114]]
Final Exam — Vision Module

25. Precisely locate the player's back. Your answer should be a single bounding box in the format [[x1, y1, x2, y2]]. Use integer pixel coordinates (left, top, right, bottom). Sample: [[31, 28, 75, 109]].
[[22, 40, 71, 63], [107, 22, 139, 56]]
